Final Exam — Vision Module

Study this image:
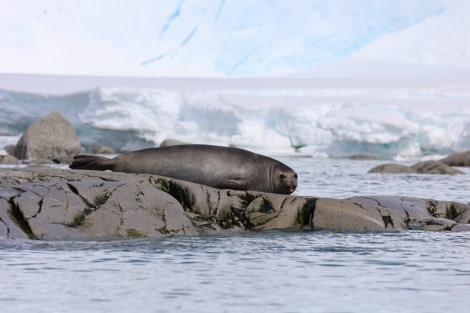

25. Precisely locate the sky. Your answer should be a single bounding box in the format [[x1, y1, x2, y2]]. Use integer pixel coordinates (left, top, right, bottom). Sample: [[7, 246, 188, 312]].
[[0, 0, 469, 77]]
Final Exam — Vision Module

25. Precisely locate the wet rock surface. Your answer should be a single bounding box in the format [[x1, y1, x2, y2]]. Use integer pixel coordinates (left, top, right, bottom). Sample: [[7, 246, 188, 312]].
[[1, 167, 469, 240]]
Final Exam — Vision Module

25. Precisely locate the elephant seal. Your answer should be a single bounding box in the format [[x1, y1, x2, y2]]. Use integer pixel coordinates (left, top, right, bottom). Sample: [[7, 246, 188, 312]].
[[69, 144, 298, 194]]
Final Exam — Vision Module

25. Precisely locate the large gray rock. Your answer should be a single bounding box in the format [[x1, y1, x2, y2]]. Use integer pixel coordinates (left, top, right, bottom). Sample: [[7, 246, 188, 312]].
[[440, 150, 470, 167], [1, 167, 469, 240], [13, 111, 81, 163]]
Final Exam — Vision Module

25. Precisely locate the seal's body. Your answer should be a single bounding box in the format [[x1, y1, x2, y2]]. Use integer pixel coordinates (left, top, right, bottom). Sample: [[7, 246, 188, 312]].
[[70, 145, 297, 194]]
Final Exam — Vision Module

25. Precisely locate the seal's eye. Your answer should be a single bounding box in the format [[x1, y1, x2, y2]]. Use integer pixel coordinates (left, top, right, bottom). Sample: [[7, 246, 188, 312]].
[[280, 174, 286, 179], [294, 174, 298, 179]]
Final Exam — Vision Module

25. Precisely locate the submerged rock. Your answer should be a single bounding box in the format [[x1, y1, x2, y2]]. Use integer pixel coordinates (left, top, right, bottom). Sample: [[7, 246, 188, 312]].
[[1, 167, 469, 240], [13, 111, 81, 163]]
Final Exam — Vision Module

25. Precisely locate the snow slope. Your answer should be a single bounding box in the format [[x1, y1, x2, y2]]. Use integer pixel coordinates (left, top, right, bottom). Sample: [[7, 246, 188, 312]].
[[352, 0, 470, 68], [0, 0, 467, 77]]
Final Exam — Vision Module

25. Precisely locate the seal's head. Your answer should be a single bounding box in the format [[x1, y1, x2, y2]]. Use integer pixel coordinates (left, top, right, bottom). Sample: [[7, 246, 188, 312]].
[[273, 165, 298, 194]]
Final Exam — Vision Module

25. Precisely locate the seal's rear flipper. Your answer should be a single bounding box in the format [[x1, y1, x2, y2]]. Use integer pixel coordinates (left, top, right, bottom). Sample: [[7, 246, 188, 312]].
[[69, 155, 113, 171]]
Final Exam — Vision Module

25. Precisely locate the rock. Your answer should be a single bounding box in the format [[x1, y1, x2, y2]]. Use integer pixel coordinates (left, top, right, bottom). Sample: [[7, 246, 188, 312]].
[[313, 198, 407, 230], [368, 161, 464, 174], [346, 195, 431, 220], [13, 111, 81, 163], [87, 144, 116, 154], [160, 139, 188, 147], [1, 167, 469, 240], [368, 163, 416, 174], [4, 145, 15, 155], [349, 154, 377, 160], [22, 159, 56, 165], [440, 150, 470, 167], [346, 195, 470, 231], [411, 160, 464, 174], [0, 154, 20, 164]]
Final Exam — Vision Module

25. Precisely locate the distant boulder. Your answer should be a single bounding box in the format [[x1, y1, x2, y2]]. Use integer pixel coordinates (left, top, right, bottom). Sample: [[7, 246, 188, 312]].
[[349, 154, 377, 160], [368, 163, 416, 174], [368, 161, 464, 174], [13, 111, 81, 163], [440, 151, 470, 167], [87, 144, 116, 154], [160, 139, 188, 147], [4, 145, 15, 155], [411, 160, 464, 174], [0, 154, 20, 164]]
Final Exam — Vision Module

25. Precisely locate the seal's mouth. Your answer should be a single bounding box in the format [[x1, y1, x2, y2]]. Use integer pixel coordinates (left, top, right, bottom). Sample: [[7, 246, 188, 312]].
[[289, 188, 296, 194]]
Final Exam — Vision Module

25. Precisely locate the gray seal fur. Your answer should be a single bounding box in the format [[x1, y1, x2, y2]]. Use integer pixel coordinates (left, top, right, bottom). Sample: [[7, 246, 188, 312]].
[[69, 144, 298, 194]]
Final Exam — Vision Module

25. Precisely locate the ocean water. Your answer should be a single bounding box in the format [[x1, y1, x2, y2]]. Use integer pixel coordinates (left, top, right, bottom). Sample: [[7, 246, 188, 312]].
[[2, 74, 470, 312], [289, 157, 470, 202], [1, 157, 470, 313]]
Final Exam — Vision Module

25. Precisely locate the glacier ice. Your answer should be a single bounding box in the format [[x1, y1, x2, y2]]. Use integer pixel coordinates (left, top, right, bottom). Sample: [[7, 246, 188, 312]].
[[1, 78, 470, 159], [0, 0, 463, 77]]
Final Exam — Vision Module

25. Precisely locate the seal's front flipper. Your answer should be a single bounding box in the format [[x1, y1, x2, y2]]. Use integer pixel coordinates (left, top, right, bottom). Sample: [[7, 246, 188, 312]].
[[216, 179, 248, 191], [69, 155, 114, 171]]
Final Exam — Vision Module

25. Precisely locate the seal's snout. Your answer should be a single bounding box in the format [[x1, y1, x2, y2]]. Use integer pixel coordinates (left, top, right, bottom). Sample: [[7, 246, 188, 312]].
[[290, 173, 298, 193], [289, 178, 297, 194], [279, 171, 297, 194]]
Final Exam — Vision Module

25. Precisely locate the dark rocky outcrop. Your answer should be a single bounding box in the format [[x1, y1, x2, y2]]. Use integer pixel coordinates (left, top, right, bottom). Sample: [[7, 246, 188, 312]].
[[1, 167, 469, 240], [13, 111, 81, 164], [440, 150, 470, 167], [369, 160, 464, 174]]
